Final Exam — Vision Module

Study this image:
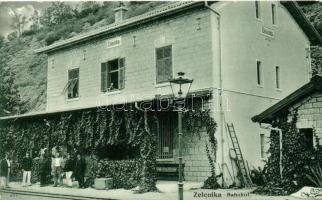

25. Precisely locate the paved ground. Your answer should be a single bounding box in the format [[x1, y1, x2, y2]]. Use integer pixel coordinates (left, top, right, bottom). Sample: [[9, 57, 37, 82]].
[[0, 181, 302, 200]]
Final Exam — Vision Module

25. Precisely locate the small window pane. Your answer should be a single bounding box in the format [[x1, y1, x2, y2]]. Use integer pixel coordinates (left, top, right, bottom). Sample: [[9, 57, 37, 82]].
[[275, 66, 280, 89], [156, 48, 163, 59], [109, 59, 119, 71], [109, 71, 119, 90], [255, 1, 261, 19], [300, 128, 313, 150], [257, 61, 262, 85], [272, 4, 276, 25], [260, 134, 265, 159], [67, 68, 79, 99], [164, 46, 171, 57]]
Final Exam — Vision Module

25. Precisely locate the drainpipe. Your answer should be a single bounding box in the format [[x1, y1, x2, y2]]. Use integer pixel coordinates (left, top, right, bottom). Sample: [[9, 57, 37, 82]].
[[260, 124, 283, 179], [204, 1, 225, 187], [306, 45, 312, 80]]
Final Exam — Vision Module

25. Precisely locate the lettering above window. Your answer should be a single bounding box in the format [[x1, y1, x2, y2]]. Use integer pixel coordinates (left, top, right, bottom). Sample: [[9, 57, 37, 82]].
[[101, 58, 125, 92], [106, 37, 122, 48], [156, 45, 172, 84], [63, 68, 79, 99], [262, 26, 274, 38]]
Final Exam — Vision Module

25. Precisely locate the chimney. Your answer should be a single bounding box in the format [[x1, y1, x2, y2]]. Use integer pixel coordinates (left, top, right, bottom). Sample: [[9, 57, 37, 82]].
[[114, 2, 128, 23]]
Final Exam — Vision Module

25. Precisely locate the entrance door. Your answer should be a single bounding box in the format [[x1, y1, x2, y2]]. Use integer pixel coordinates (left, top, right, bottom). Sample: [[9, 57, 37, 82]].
[[157, 112, 176, 159]]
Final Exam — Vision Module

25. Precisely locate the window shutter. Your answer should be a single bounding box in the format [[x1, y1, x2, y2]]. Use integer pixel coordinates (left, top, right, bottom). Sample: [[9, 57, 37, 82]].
[[101, 63, 107, 92], [156, 59, 164, 83], [165, 58, 172, 80], [119, 58, 125, 89], [156, 46, 172, 84]]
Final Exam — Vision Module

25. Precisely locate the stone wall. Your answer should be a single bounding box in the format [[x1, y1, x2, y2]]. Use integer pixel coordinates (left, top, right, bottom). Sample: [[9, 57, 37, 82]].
[[46, 8, 213, 112], [295, 92, 322, 140]]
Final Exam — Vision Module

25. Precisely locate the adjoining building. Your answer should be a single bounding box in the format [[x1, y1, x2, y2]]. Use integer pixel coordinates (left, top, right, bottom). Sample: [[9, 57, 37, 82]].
[[252, 75, 322, 147], [1, 1, 321, 184]]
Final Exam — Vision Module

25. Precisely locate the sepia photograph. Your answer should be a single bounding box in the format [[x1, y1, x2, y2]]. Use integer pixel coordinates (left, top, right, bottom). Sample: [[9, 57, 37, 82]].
[[0, 0, 321, 199]]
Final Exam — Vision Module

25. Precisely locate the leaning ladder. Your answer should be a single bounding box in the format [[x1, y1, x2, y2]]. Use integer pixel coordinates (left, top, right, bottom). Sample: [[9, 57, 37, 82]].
[[226, 123, 253, 188]]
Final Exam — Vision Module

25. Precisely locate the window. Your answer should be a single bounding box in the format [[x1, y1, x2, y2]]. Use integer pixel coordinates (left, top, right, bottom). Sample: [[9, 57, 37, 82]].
[[63, 68, 79, 99], [101, 58, 125, 92], [256, 61, 263, 86], [272, 4, 277, 25], [300, 128, 314, 150], [260, 133, 265, 159], [156, 45, 172, 84], [255, 1, 261, 19], [275, 66, 280, 89]]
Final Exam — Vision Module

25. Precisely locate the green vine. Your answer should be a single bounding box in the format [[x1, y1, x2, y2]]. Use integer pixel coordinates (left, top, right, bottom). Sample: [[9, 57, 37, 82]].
[[183, 108, 219, 189], [254, 109, 321, 195]]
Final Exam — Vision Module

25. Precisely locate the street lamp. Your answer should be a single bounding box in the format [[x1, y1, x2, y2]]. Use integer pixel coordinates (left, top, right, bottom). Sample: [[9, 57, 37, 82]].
[[169, 72, 193, 200]]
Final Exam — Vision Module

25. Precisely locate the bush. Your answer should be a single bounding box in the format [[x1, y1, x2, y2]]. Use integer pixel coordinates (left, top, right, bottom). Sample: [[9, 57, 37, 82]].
[[45, 32, 61, 45], [250, 166, 267, 186], [202, 175, 221, 189], [89, 159, 143, 189], [306, 164, 322, 187]]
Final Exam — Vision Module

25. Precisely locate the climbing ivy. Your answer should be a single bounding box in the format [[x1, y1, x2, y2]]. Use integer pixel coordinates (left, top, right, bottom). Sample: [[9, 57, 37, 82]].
[[0, 106, 158, 192], [183, 108, 219, 189], [254, 109, 322, 195]]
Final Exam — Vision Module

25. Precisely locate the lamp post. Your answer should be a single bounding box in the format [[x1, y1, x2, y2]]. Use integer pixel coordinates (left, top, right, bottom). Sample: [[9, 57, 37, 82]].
[[169, 72, 193, 200]]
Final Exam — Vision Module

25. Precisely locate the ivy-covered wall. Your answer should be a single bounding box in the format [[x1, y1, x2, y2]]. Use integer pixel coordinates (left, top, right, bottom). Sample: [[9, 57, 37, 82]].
[[255, 108, 322, 195], [0, 101, 218, 190], [0, 107, 158, 191]]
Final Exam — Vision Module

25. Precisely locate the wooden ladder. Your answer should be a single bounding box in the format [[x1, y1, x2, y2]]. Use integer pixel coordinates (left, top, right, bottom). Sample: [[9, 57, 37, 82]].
[[226, 123, 253, 188]]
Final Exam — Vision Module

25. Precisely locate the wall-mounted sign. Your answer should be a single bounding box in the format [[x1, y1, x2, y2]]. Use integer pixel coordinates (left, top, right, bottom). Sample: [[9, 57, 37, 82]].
[[106, 37, 122, 48], [261, 26, 274, 38]]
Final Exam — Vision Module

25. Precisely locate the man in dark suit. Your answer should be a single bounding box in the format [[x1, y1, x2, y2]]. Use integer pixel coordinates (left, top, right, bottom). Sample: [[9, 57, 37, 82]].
[[74, 153, 86, 188], [0, 153, 11, 188]]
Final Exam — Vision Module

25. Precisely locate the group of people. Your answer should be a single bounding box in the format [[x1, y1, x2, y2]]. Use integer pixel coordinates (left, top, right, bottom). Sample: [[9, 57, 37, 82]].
[[0, 150, 87, 189]]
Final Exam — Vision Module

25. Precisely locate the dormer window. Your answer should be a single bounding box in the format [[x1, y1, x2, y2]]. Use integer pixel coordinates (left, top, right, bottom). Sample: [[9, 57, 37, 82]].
[[63, 68, 79, 99], [101, 58, 125, 92]]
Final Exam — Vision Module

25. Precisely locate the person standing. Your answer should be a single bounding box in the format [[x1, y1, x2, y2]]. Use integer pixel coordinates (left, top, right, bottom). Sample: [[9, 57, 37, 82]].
[[22, 152, 33, 186], [64, 153, 74, 187], [74, 153, 86, 188], [51, 152, 63, 187], [0, 153, 11, 188], [39, 150, 50, 187]]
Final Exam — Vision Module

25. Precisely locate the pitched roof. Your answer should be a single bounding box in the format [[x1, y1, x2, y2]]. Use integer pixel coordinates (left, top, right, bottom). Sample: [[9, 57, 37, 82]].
[[252, 75, 322, 124], [35, 1, 207, 54], [0, 89, 212, 120], [35, 1, 322, 54]]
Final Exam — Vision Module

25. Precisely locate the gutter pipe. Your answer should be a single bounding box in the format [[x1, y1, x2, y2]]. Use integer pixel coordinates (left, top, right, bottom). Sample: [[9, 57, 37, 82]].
[[204, 1, 225, 187]]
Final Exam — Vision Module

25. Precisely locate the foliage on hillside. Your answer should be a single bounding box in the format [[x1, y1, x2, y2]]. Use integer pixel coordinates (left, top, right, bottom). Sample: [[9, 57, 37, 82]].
[[0, 2, 165, 115], [0, 2, 321, 114], [300, 2, 322, 75]]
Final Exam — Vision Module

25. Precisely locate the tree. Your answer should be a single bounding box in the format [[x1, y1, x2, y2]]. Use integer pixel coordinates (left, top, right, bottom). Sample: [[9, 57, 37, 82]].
[[29, 10, 41, 31], [0, 45, 21, 116], [10, 10, 28, 38], [0, 35, 5, 49], [40, 2, 75, 27]]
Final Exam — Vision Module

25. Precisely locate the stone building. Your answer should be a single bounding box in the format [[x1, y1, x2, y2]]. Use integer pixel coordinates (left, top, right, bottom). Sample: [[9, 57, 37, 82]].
[[1, 1, 321, 183], [252, 75, 322, 149]]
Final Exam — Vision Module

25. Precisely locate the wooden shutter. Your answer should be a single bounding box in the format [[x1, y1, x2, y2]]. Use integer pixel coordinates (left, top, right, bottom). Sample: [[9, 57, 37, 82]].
[[156, 46, 172, 84], [101, 63, 107, 92], [156, 48, 164, 84], [119, 58, 125, 89]]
